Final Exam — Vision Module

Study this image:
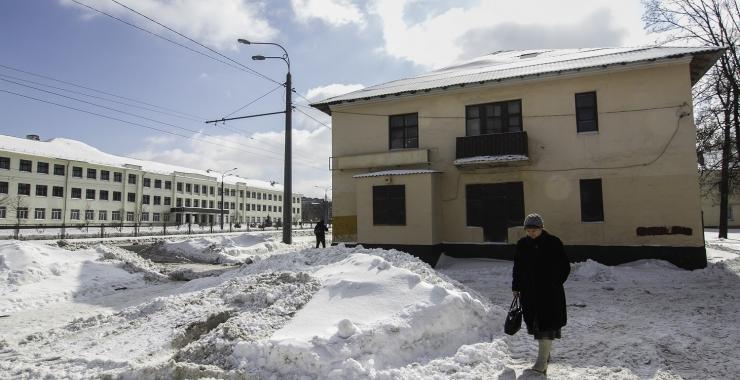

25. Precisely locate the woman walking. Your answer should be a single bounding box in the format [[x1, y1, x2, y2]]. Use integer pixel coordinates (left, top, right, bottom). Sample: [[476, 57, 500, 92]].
[[512, 213, 570, 375]]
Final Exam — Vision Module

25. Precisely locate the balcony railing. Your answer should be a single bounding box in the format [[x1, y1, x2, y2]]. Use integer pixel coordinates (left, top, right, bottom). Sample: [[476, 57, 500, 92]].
[[456, 131, 529, 160]]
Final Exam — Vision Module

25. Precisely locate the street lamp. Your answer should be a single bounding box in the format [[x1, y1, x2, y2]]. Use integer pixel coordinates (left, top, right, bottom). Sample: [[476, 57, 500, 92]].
[[207, 167, 237, 230], [238, 38, 292, 244], [314, 185, 332, 224]]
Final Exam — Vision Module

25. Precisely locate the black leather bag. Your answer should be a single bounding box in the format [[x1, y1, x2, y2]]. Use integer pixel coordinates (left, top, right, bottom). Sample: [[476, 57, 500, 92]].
[[504, 295, 523, 335]]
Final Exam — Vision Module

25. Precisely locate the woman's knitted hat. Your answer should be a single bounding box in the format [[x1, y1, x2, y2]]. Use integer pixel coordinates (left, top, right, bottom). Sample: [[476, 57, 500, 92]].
[[524, 213, 544, 228]]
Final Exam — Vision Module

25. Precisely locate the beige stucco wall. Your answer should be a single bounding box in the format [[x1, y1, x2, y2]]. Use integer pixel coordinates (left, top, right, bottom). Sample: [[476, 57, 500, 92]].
[[330, 61, 705, 248]]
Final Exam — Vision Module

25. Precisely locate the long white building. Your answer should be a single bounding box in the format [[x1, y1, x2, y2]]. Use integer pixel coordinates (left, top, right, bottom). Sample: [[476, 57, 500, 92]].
[[0, 134, 301, 227]]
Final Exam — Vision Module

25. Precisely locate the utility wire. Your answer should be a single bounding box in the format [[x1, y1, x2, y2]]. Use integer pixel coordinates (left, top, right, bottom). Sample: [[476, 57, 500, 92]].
[[105, 0, 283, 87], [223, 84, 283, 118], [0, 72, 202, 122], [294, 106, 332, 129], [0, 62, 204, 120], [0, 87, 326, 170]]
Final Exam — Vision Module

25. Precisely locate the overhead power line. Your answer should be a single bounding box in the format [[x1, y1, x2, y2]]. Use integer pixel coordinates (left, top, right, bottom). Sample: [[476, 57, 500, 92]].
[[294, 106, 332, 129], [0, 87, 327, 171], [223, 84, 283, 118], [0, 62, 204, 120], [103, 0, 283, 87]]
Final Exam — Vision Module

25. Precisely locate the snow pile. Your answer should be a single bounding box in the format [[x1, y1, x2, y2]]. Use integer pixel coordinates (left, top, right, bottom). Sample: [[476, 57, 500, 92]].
[[154, 233, 291, 264], [231, 249, 495, 379], [94, 244, 168, 281], [0, 241, 164, 313]]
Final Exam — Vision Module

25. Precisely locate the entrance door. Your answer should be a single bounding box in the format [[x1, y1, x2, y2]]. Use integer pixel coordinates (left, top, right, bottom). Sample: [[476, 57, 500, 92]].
[[466, 182, 524, 242]]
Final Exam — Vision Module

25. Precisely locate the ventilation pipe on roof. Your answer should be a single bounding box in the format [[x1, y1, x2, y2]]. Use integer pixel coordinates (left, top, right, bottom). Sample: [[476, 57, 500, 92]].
[[26, 134, 40, 141]]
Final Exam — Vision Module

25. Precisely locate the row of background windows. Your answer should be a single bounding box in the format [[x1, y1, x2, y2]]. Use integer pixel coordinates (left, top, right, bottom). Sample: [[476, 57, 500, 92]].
[[387, 92, 599, 149], [0, 207, 169, 222]]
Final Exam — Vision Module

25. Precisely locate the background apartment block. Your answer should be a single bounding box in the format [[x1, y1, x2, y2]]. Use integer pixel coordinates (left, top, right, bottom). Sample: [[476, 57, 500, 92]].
[[313, 46, 724, 269], [0, 135, 301, 228]]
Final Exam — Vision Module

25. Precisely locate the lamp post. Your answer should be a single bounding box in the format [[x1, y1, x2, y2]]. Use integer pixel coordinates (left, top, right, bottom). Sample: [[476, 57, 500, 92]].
[[314, 185, 331, 224], [207, 168, 237, 230], [238, 38, 292, 244]]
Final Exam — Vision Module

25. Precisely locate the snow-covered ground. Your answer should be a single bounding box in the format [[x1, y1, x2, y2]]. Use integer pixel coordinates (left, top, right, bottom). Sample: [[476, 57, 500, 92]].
[[0, 230, 739, 379]]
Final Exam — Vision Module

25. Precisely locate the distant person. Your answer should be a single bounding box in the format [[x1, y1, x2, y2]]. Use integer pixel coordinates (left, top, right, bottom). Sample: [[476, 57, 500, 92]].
[[512, 213, 570, 375], [314, 219, 328, 248]]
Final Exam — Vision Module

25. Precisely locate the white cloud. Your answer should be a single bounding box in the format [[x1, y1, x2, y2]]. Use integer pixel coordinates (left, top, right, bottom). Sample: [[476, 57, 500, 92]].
[[291, 0, 365, 27], [305, 83, 364, 103], [130, 123, 332, 199], [61, 0, 277, 50], [370, 0, 655, 68]]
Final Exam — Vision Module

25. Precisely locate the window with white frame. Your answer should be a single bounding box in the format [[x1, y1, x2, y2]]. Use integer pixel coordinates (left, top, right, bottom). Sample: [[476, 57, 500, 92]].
[[126, 212, 134, 222], [71, 209, 80, 220], [99, 210, 107, 221], [17, 207, 29, 219], [85, 210, 94, 220], [51, 209, 62, 220], [34, 208, 45, 219], [112, 211, 121, 221]]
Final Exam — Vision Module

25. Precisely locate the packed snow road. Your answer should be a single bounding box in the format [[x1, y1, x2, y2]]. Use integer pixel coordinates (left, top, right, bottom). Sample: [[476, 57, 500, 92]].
[[0, 230, 738, 379]]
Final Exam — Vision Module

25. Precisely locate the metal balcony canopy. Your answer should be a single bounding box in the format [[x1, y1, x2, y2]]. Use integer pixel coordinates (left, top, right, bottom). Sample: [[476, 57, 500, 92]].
[[310, 46, 725, 114]]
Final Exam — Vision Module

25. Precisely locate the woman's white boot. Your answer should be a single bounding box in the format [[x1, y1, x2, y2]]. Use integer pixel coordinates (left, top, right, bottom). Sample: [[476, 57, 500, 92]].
[[532, 339, 552, 374]]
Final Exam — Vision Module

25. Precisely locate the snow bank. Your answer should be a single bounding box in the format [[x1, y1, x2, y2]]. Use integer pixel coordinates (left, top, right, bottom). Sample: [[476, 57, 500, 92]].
[[0, 241, 165, 313], [230, 247, 495, 379], [154, 233, 290, 264]]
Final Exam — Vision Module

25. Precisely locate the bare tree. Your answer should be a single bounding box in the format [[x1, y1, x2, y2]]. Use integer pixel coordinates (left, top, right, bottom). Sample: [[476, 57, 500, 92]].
[[644, 0, 740, 237], [1, 195, 28, 238]]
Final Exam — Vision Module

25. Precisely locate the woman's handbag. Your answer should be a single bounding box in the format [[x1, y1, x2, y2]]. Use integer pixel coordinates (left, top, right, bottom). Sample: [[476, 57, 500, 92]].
[[504, 295, 523, 335]]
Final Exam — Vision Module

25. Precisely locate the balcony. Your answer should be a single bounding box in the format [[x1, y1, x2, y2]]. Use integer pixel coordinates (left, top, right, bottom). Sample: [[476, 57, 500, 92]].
[[455, 131, 529, 167]]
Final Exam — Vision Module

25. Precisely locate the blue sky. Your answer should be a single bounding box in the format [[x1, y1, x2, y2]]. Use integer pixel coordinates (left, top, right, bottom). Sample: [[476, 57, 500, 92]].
[[0, 0, 655, 197]]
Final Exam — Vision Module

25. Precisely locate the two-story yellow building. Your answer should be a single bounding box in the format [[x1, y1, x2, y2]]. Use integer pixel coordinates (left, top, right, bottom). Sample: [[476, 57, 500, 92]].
[[312, 46, 724, 269]]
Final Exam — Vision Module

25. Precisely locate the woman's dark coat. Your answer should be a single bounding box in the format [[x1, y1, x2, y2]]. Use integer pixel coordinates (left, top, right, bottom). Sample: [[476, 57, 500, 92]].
[[512, 230, 571, 333]]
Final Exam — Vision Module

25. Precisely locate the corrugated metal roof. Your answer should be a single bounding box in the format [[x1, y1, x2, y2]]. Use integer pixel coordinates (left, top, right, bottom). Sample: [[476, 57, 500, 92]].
[[312, 46, 724, 113], [353, 169, 441, 178]]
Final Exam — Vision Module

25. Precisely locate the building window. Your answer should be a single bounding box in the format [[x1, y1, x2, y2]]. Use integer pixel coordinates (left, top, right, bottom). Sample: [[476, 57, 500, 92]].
[[176, 198, 182, 207], [142, 195, 150, 205], [141, 212, 149, 222], [114, 172, 123, 182], [53, 186, 64, 197], [18, 183, 31, 196], [113, 191, 122, 201], [19, 159, 32, 172], [126, 212, 134, 222], [71, 188, 82, 199], [0, 157, 9, 170], [257, 193, 261, 200], [201, 185, 207, 194], [0, 206, 5, 218], [112, 211, 121, 221], [35, 185, 48, 197], [230, 189, 236, 197], [0, 181, 7, 194], [100, 190, 109, 200], [86, 189, 96, 200], [72, 166, 82, 178], [128, 174, 137, 184], [34, 208, 45, 219], [218, 201, 222, 209], [143, 178, 151, 187], [37, 162, 49, 174], [163, 213, 170, 222], [51, 209, 62, 220], [177, 182, 183, 192], [54, 164, 65, 176], [165, 180, 172, 190], [218, 188, 223, 196], [268, 194, 272, 201], [210, 200, 215, 208], [230, 202, 235, 209], [17, 207, 29, 219], [373, 185, 406, 225], [195, 199, 201, 207], [210, 186, 215, 195], [153, 213, 161, 222], [99, 210, 107, 221], [186, 183, 192, 193], [389, 113, 419, 149], [185, 199, 191, 207], [580, 178, 604, 222], [466, 183, 524, 242], [87, 168, 97, 179], [164, 197, 171, 206], [268, 205, 272, 212], [153, 196, 161, 205], [240, 190, 244, 197], [246, 191, 251, 198], [154, 179, 162, 189], [575, 91, 598, 133], [194, 184, 200, 194], [71, 209, 80, 220], [466, 99, 522, 136], [85, 210, 94, 220], [127, 192, 136, 202], [101, 170, 110, 181]]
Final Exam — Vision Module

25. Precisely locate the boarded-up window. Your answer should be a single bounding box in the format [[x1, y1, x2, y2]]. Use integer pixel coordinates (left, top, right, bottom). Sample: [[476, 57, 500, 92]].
[[580, 178, 604, 222], [373, 185, 406, 225]]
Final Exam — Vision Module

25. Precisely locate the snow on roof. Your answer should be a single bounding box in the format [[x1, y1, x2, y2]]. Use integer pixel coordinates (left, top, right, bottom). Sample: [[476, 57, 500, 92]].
[[453, 155, 529, 166], [0, 134, 286, 191], [311, 46, 724, 113], [353, 169, 441, 178]]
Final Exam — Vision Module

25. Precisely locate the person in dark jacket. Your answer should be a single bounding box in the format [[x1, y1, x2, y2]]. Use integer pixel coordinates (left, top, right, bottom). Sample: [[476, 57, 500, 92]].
[[512, 213, 570, 375], [314, 219, 328, 248]]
